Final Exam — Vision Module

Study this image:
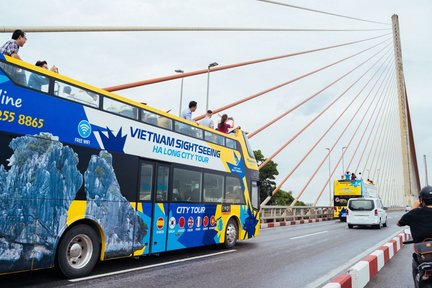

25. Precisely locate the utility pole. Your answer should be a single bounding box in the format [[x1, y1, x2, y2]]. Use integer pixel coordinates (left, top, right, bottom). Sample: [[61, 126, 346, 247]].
[[424, 154, 429, 186]]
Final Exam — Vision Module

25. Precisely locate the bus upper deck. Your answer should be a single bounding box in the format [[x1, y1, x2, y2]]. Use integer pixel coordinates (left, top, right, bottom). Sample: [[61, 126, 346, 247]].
[[0, 55, 257, 170]]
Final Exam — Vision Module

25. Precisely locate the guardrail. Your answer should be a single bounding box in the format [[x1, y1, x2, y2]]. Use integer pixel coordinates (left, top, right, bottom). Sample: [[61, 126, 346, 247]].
[[260, 205, 334, 223]]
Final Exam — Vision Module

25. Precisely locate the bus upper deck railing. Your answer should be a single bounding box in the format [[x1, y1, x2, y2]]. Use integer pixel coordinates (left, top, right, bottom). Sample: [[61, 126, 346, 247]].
[[260, 205, 334, 223]]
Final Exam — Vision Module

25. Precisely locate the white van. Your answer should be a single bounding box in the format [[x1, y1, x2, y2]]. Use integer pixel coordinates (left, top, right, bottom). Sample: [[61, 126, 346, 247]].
[[346, 197, 387, 229]]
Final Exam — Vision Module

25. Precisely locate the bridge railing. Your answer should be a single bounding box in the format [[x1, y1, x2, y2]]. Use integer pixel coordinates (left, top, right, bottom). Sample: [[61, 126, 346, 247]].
[[260, 205, 334, 223]]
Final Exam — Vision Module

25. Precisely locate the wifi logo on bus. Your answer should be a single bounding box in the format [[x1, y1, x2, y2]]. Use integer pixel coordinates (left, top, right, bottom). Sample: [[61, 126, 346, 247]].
[[78, 120, 92, 138]]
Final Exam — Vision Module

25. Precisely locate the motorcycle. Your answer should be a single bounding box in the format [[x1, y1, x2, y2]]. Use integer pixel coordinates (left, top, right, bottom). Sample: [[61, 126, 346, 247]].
[[404, 239, 432, 288]]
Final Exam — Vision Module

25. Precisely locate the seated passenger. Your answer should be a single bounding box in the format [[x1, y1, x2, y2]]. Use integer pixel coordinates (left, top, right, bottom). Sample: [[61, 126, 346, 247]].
[[28, 60, 58, 91], [62, 86, 98, 107]]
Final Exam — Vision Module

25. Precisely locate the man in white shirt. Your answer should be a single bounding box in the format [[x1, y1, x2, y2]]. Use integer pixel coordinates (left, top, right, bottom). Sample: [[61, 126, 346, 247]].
[[199, 110, 214, 129], [181, 101, 197, 121]]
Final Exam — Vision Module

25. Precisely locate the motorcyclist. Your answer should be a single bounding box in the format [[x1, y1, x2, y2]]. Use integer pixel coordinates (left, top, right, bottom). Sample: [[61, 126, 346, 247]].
[[398, 185, 432, 286], [398, 186, 432, 242]]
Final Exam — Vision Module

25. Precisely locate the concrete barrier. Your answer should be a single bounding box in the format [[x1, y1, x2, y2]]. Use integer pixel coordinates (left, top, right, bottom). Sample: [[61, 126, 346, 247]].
[[260, 217, 333, 229], [322, 231, 409, 288]]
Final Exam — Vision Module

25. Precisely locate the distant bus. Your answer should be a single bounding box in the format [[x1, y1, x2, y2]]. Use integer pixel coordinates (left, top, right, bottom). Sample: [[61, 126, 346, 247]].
[[333, 179, 363, 221], [0, 55, 260, 278]]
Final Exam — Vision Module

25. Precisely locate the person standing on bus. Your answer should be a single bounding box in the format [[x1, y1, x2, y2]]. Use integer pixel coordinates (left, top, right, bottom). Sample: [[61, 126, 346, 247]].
[[217, 114, 233, 134], [181, 101, 197, 121], [0, 29, 27, 60], [199, 110, 215, 129], [345, 171, 350, 180]]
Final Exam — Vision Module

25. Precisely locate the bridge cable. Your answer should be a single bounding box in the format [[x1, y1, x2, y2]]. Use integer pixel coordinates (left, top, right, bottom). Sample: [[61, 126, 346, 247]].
[[0, 25, 392, 34], [285, 58, 393, 206], [101, 33, 391, 92], [361, 80, 397, 178], [257, 0, 391, 26], [312, 65, 395, 205], [248, 42, 392, 138], [354, 75, 396, 174], [196, 37, 392, 123], [259, 48, 392, 205], [345, 69, 396, 173], [257, 45, 392, 170]]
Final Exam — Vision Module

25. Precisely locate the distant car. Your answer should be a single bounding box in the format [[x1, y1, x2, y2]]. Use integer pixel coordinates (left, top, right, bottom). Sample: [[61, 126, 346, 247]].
[[405, 205, 411, 212], [346, 197, 387, 229]]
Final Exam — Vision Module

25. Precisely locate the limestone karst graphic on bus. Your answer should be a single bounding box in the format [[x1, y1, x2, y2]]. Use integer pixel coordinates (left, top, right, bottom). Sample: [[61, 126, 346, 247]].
[[0, 133, 147, 273]]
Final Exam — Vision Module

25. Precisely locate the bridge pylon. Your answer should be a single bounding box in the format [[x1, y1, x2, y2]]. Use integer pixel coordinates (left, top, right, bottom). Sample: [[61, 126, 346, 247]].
[[392, 14, 421, 205]]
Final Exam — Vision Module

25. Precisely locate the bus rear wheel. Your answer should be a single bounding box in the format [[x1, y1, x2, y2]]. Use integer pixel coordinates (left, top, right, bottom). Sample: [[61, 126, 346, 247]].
[[224, 218, 238, 249], [57, 224, 100, 278]]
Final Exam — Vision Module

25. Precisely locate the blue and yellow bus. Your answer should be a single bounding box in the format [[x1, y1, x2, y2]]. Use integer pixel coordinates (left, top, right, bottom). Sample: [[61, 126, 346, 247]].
[[333, 179, 363, 221], [0, 55, 260, 278]]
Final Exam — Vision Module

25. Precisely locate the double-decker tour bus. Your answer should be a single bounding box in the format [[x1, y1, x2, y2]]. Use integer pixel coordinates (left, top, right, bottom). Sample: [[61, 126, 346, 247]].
[[0, 55, 260, 278], [333, 179, 363, 221]]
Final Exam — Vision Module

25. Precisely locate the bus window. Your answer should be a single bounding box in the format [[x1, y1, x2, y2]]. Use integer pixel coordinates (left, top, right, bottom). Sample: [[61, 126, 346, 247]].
[[141, 110, 173, 130], [156, 165, 169, 202], [0, 62, 48, 92], [139, 163, 153, 201], [174, 121, 203, 139], [103, 97, 138, 119], [172, 168, 202, 202], [225, 176, 244, 204], [203, 173, 224, 203], [251, 181, 259, 209], [226, 138, 236, 150], [55, 80, 99, 108], [242, 131, 255, 158], [204, 131, 224, 146]]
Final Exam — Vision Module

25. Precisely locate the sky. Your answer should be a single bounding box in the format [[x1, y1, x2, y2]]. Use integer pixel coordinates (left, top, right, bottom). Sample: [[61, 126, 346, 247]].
[[2, 0, 431, 206]]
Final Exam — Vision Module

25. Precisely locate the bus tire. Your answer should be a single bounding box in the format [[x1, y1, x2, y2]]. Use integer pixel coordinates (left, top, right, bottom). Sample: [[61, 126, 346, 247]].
[[348, 224, 353, 229], [57, 224, 100, 278], [224, 218, 238, 249]]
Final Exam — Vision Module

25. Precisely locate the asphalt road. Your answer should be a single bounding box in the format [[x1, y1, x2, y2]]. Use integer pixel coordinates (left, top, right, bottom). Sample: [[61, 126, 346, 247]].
[[1, 212, 405, 288]]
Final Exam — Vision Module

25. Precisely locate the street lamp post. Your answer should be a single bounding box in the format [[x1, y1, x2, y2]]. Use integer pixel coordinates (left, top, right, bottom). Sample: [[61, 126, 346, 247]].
[[341, 146, 347, 176], [175, 69, 184, 116], [206, 62, 218, 111], [376, 168, 381, 196], [326, 148, 332, 206]]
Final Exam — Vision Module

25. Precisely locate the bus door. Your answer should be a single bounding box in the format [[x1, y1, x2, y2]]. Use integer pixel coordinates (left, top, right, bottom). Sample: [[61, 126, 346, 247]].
[[150, 163, 170, 253]]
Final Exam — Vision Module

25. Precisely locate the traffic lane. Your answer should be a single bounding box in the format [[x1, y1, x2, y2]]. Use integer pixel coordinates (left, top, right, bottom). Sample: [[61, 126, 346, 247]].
[[366, 242, 413, 288], [0, 212, 405, 288], [256, 213, 405, 288], [84, 213, 405, 288], [68, 213, 405, 288], [0, 245, 245, 288]]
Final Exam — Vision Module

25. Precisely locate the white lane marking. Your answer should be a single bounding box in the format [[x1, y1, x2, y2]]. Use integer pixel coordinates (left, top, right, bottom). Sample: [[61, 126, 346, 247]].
[[289, 230, 328, 240], [69, 249, 236, 282], [304, 228, 405, 288]]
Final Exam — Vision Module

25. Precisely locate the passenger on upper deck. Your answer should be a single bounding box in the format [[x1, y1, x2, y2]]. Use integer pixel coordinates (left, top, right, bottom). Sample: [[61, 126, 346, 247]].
[[345, 171, 351, 180], [217, 114, 232, 134], [28, 60, 59, 90], [0, 29, 27, 60], [350, 173, 357, 181], [0, 30, 27, 85], [181, 101, 197, 121], [199, 110, 215, 129]]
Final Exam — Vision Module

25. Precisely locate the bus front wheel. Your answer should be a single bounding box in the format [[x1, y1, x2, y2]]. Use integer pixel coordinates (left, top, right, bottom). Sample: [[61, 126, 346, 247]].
[[224, 218, 238, 249], [57, 224, 100, 278]]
